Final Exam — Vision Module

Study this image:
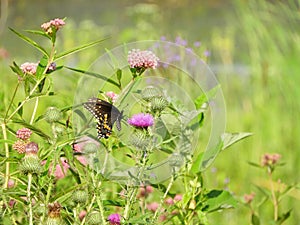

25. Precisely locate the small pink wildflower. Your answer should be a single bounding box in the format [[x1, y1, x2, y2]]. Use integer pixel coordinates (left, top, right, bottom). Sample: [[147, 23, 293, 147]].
[[244, 192, 255, 204], [127, 113, 154, 128], [46, 158, 70, 180], [165, 197, 174, 205], [261, 153, 281, 167], [16, 128, 32, 140], [41, 18, 65, 34], [137, 185, 153, 198], [128, 49, 159, 69], [20, 62, 38, 75], [147, 202, 159, 212], [106, 91, 118, 103], [174, 194, 182, 202], [79, 210, 87, 221], [12, 140, 26, 154], [107, 213, 121, 225], [7, 179, 15, 189]]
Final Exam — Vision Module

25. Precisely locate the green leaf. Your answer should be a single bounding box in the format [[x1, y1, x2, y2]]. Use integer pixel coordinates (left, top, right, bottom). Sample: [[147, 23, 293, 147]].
[[64, 66, 120, 88], [25, 29, 51, 39], [191, 152, 204, 174], [0, 139, 15, 144], [200, 138, 223, 171], [10, 61, 23, 76], [117, 68, 122, 81], [36, 55, 49, 79], [194, 85, 221, 109], [37, 77, 46, 93], [9, 27, 49, 57], [251, 213, 260, 225], [221, 132, 252, 151], [17, 102, 23, 117], [54, 38, 108, 60], [276, 209, 292, 225], [205, 190, 237, 213]]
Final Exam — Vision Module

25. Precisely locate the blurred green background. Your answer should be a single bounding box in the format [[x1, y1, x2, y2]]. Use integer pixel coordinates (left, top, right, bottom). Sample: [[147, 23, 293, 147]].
[[1, 0, 300, 224]]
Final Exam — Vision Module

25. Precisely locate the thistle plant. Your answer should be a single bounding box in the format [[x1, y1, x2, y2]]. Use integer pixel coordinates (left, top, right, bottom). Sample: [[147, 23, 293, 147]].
[[0, 18, 253, 225]]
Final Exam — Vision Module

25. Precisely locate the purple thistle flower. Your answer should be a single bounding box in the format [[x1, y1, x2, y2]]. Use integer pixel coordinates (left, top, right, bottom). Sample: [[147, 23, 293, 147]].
[[108, 213, 121, 225], [128, 49, 159, 69], [127, 113, 154, 128]]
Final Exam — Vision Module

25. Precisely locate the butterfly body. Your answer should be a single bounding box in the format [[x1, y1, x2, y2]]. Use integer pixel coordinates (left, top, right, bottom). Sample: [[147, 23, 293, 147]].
[[83, 97, 123, 139]]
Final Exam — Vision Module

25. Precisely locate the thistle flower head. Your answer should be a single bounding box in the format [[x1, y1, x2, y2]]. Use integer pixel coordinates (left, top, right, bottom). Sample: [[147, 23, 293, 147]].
[[127, 113, 154, 128], [107, 213, 121, 225]]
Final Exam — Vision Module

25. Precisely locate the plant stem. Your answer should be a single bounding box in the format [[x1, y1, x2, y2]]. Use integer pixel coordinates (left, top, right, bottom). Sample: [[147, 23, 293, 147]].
[[1, 123, 10, 189], [95, 183, 107, 225], [30, 97, 39, 124], [152, 174, 175, 223], [268, 170, 278, 221], [4, 81, 20, 120], [27, 173, 33, 225]]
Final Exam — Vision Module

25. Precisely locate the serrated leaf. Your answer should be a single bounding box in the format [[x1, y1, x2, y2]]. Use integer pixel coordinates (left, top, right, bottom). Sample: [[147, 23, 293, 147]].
[[205, 190, 237, 212], [221, 132, 252, 151], [54, 38, 108, 60], [65, 66, 120, 88], [9, 27, 49, 57]]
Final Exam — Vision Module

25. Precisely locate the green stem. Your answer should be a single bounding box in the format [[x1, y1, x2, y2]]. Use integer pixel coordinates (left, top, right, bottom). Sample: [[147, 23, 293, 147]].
[[27, 173, 33, 225], [80, 194, 96, 225], [123, 151, 148, 220], [95, 183, 107, 225], [30, 97, 39, 124], [268, 169, 278, 221], [152, 174, 175, 223], [1, 123, 9, 189]]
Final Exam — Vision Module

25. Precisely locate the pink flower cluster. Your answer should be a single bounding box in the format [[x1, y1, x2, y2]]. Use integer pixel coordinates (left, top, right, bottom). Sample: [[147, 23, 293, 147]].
[[127, 113, 154, 128], [16, 128, 32, 140], [41, 18, 65, 34], [261, 153, 281, 167], [106, 91, 118, 103], [128, 49, 159, 69], [20, 62, 38, 75]]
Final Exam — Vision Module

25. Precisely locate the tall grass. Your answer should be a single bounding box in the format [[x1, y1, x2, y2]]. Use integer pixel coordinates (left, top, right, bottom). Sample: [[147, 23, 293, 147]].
[[208, 0, 300, 224]]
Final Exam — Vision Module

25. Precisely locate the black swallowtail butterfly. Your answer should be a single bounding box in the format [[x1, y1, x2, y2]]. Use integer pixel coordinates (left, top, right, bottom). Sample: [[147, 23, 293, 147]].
[[83, 97, 123, 139]]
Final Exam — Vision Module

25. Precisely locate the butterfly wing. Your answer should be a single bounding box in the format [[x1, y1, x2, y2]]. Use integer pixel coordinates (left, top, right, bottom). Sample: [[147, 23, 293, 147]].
[[83, 97, 122, 139]]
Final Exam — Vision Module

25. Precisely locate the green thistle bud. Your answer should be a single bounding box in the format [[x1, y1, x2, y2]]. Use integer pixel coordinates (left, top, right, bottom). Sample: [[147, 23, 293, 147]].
[[44, 107, 62, 123], [141, 86, 161, 101], [83, 142, 98, 154], [19, 154, 41, 174], [130, 130, 150, 150], [150, 96, 168, 112], [72, 190, 88, 204], [45, 217, 64, 225], [169, 153, 184, 168], [86, 211, 102, 225]]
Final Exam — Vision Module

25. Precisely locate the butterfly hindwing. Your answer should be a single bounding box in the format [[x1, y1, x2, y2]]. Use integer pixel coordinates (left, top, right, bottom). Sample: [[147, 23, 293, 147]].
[[83, 97, 122, 139]]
